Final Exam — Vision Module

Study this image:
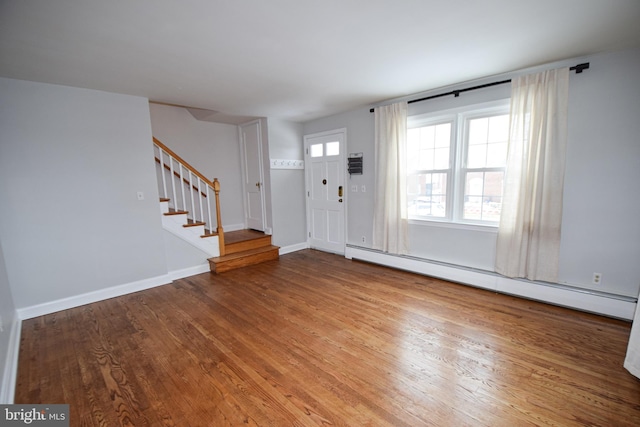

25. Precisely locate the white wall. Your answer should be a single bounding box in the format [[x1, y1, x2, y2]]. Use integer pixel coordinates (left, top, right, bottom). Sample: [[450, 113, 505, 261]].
[[148, 103, 245, 229], [162, 230, 209, 272], [559, 49, 640, 297], [303, 48, 640, 300], [0, 78, 168, 309], [267, 118, 307, 248]]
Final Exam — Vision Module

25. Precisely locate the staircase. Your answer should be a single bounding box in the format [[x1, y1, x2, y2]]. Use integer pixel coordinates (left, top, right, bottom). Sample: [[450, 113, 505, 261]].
[[159, 198, 220, 256], [208, 229, 280, 273], [153, 137, 279, 273]]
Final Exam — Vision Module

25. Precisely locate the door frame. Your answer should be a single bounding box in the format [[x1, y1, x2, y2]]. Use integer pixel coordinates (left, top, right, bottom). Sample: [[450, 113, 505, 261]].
[[304, 128, 347, 255]]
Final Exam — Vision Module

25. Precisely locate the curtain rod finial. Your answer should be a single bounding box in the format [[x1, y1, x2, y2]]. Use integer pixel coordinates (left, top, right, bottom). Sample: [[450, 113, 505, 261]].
[[570, 62, 590, 73]]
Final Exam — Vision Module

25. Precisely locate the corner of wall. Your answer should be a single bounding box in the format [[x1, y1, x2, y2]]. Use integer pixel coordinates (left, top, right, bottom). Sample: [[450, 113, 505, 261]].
[[0, 312, 21, 404]]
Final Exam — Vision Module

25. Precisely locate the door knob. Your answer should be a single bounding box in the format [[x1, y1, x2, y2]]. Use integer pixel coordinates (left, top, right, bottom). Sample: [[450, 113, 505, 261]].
[[256, 182, 261, 188]]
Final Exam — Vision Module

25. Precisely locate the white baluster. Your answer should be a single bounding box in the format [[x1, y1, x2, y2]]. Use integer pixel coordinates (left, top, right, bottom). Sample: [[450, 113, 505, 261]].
[[169, 157, 177, 210], [189, 171, 196, 222], [198, 179, 204, 226], [179, 164, 186, 212], [159, 147, 168, 199]]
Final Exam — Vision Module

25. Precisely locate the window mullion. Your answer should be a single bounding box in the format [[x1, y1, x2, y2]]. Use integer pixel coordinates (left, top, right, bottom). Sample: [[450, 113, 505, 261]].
[[452, 112, 466, 222]]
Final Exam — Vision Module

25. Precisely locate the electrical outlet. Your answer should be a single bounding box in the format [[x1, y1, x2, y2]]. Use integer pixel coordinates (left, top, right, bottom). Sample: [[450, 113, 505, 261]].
[[361, 236, 366, 243], [592, 272, 602, 285], [351, 185, 358, 192]]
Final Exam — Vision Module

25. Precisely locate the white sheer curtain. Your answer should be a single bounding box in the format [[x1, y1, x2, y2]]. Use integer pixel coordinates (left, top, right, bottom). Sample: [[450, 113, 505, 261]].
[[373, 101, 408, 254], [625, 302, 640, 379], [495, 68, 569, 282]]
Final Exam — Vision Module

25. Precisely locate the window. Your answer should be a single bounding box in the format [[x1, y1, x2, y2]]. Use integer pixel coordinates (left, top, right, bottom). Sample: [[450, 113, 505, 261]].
[[407, 101, 510, 225], [407, 122, 451, 219], [325, 141, 340, 156], [310, 143, 323, 157], [310, 141, 340, 157]]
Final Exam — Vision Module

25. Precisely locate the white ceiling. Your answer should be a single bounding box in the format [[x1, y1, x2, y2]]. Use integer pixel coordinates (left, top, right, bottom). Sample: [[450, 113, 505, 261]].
[[1, 0, 640, 123]]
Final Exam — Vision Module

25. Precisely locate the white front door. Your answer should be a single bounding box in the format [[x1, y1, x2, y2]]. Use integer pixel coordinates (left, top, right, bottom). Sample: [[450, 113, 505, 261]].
[[304, 129, 346, 254], [240, 120, 266, 231]]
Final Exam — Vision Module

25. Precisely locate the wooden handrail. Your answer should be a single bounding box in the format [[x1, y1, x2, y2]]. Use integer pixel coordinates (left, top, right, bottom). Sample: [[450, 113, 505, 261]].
[[153, 137, 215, 188], [153, 136, 225, 257]]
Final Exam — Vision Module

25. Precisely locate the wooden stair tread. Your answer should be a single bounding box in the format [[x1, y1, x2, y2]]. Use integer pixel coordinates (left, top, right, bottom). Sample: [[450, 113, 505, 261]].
[[183, 219, 206, 227], [224, 229, 269, 244], [164, 209, 188, 216], [201, 230, 218, 238]]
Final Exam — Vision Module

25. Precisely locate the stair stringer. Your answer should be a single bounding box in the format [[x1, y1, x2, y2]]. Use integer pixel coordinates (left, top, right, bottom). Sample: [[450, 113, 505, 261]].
[[160, 200, 220, 257]]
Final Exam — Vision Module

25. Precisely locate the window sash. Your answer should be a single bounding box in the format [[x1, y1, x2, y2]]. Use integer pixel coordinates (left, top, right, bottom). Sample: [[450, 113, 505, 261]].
[[407, 118, 455, 221], [407, 101, 509, 225], [459, 168, 505, 223]]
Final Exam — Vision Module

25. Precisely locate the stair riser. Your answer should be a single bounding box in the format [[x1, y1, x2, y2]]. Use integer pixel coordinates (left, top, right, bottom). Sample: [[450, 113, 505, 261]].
[[225, 235, 272, 254], [209, 249, 279, 273]]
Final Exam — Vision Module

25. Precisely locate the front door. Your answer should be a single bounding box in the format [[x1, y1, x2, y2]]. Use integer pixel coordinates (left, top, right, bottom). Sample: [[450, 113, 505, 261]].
[[304, 129, 346, 254], [240, 120, 266, 231]]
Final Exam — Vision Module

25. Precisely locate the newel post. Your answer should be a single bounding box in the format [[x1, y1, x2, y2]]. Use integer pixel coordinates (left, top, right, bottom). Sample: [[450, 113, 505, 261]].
[[213, 178, 225, 256]]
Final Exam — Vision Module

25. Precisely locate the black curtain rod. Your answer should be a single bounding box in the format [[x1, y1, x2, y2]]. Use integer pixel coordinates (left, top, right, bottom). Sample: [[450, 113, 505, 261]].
[[369, 62, 589, 113]]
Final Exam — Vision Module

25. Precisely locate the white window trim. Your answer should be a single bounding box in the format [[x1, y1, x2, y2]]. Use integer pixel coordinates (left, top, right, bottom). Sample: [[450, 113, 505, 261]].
[[407, 99, 510, 227], [408, 218, 499, 233]]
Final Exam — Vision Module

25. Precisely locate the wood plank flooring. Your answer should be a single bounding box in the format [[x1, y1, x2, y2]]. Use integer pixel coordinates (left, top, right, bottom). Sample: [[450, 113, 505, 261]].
[[15, 249, 640, 426]]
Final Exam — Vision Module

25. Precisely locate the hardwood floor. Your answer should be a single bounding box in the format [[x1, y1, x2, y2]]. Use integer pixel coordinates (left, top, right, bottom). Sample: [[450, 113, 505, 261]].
[[15, 249, 640, 426]]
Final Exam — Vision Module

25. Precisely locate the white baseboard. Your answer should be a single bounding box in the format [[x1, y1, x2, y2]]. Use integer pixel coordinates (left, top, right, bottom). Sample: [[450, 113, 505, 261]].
[[0, 312, 22, 404], [168, 263, 211, 280], [15, 260, 221, 321], [225, 223, 246, 232], [346, 246, 637, 320], [279, 242, 309, 255], [16, 274, 172, 320]]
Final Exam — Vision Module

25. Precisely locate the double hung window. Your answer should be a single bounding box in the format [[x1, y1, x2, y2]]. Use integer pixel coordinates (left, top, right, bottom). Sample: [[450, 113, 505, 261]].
[[407, 101, 510, 225]]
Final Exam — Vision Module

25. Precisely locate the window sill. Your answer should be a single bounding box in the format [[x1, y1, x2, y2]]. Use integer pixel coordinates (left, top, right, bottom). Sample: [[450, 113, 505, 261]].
[[408, 218, 498, 233]]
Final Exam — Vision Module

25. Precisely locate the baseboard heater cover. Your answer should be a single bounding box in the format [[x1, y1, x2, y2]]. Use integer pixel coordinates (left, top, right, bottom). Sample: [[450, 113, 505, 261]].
[[345, 245, 637, 320]]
